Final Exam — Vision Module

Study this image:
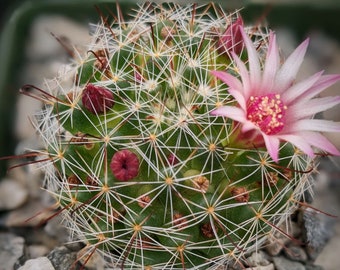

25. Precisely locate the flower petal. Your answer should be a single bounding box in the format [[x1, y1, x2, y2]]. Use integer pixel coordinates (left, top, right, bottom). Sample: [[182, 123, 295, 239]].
[[261, 32, 279, 92], [211, 70, 243, 90], [278, 134, 315, 157], [229, 89, 247, 110], [240, 27, 261, 91], [282, 71, 323, 104], [299, 74, 340, 101], [262, 134, 280, 162], [274, 38, 309, 93], [286, 119, 340, 133], [233, 53, 252, 98], [210, 106, 246, 122], [298, 131, 340, 156], [289, 96, 340, 120], [241, 120, 258, 133]]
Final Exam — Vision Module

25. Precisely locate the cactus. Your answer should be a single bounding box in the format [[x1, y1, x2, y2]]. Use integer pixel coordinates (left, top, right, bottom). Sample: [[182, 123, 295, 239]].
[[26, 2, 340, 269]]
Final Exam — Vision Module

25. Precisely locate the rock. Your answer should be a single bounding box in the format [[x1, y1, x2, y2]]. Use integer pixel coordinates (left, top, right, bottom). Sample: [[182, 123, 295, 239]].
[[265, 232, 290, 256], [5, 200, 56, 227], [0, 232, 25, 270], [17, 257, 55, 270], [284, 244, 308, 262], [305, 264, 323, 270], [77, 247, 105, 270], [247, 251, 271, 267], [273, 256, 305, 270], [224, 260, 245, 270], [27, 245, 50, 259], [265, 220, 302, 257], [44, 214, 69, 243], [302, 209, 333, 260], [6, 161, 45, 200], [47, 246, 78, 270], [0, 178, 28, 210], [244, 264, 275, 270], [314, 219, 340, 270]]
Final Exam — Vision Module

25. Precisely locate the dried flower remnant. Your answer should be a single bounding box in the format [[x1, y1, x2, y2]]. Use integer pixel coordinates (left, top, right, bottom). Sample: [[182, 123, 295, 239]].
[[231, 186, 249, 203], [110, 150, 139, 181], [264, 171, 279, 186], [192, 175, 210, 193], [92, 49, 109, 71], [82, 84, 114, 114], [138, 194, 152, 208], [173, 213, 188, 230], [201, 223, 218, 238], [67, 174, 81, 188], [85, 175, 99, 188], [211, 28, 340, 161]]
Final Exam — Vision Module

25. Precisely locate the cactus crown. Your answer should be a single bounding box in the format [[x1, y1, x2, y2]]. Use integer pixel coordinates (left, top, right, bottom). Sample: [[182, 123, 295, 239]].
[[28, 2, 338, 269]]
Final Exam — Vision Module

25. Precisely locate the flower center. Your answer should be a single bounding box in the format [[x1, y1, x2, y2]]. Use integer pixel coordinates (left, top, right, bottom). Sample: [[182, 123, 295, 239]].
[[247, 94, 287, 135]]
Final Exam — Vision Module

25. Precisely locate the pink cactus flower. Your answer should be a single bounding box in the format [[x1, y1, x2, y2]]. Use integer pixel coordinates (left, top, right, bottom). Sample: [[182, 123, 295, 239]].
[[82, 84, 114, 114], [217, 17, 244, 55], [110, 150, 139, 181], [211, 28, 340, 162]]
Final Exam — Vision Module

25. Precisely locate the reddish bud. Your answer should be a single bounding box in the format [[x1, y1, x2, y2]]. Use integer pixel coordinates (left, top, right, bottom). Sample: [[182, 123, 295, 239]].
[[134, 69, 144, 83], [173, 213, 188, 230], [218, 17, 244, 55], [67, 174, 81, 188], [110, 150, 139, 181], [167, 153, 179, 166], [264, 172, 279, 186], [82, 84, 114, 114]]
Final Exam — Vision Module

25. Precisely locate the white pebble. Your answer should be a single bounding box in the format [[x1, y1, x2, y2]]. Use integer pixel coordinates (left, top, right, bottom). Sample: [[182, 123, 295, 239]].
[[0, 178, 28, 210], [18, 257, 55, 270]]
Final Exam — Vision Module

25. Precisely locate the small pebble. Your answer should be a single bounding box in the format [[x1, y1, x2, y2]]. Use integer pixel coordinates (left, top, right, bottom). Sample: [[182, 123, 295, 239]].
[[27, 245, 50, 259], [305, 264, 324, 270], [302, 208, 333, 260], [43, 214, 69, 243], [247, 251, 271, 267], [284, 244, 308, 262], [77, 247, 105, 270], [0, 178, 28, 211], [244, 264, 275, 270], [0, 233, 25, 270], [5, 200, 55, 227], [17, 257, 55, 270], [273, 256, 306, 270], [265, 233, 290, 256], [47, 246, 78, 270]]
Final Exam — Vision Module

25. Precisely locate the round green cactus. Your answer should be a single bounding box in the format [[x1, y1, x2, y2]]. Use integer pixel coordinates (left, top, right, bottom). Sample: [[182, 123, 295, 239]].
[[29, 2, 340, 269]]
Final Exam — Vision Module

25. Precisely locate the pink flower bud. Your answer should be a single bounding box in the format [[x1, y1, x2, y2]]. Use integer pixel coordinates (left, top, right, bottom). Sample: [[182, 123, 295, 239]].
[[218, 17, 244, 55], [82, 84, 114, 114], [110, 150, 139, 181]]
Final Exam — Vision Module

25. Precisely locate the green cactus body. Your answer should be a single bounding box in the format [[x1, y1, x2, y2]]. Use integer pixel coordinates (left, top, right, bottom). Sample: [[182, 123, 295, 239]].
[[36, 3, 314, 269]]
